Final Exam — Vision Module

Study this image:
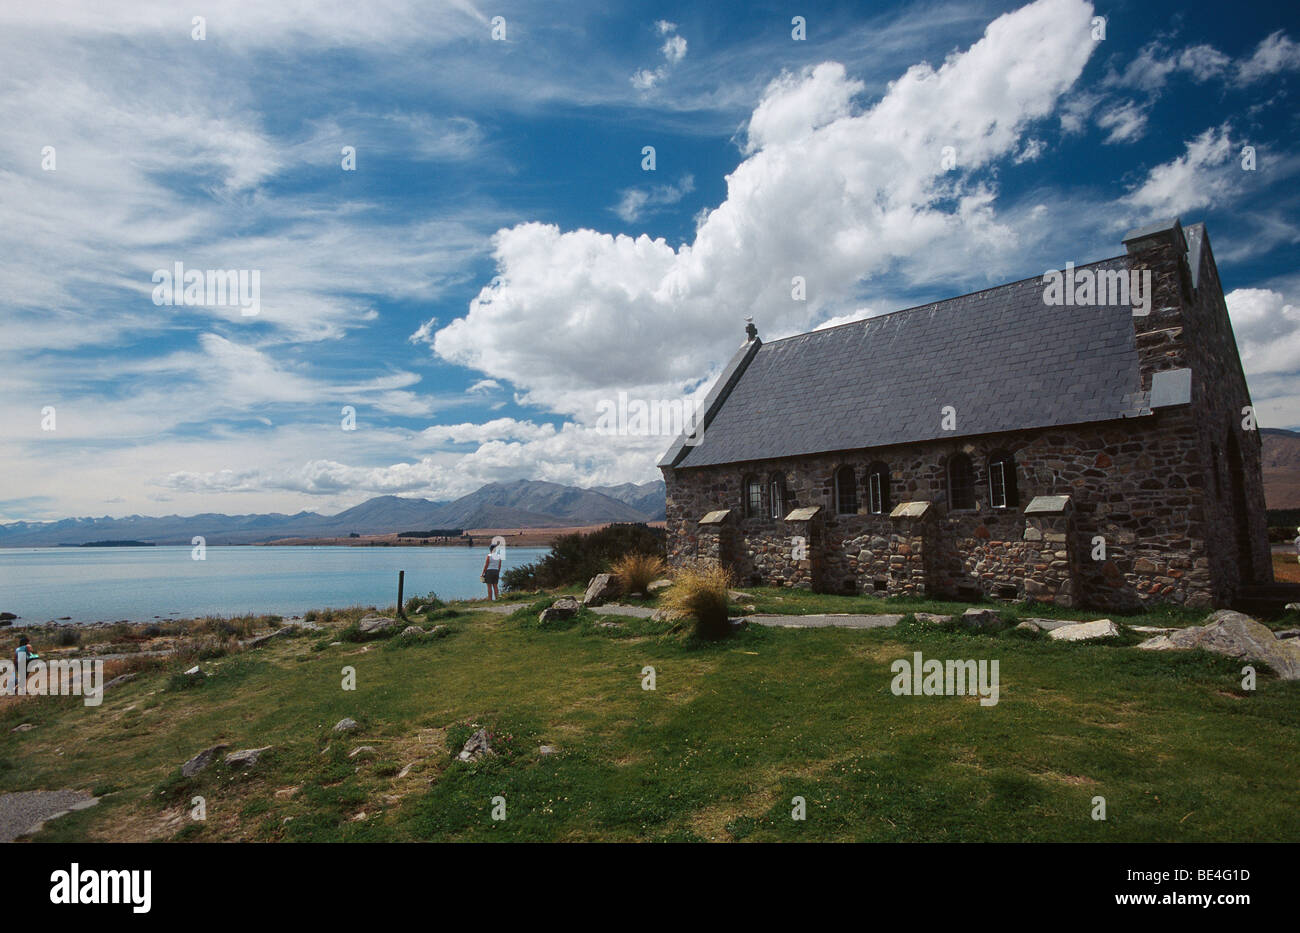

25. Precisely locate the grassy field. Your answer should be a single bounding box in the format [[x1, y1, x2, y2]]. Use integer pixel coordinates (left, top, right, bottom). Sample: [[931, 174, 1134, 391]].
[[2, 591, 1298, 843]]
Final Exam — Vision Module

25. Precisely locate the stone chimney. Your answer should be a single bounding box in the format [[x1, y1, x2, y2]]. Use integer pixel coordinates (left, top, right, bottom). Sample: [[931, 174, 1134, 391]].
[[1121, 217, 1194, 387]]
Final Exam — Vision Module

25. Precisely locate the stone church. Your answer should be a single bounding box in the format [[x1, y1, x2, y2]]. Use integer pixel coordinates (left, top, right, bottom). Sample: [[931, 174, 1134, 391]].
[[659, 219, 1271, 611]]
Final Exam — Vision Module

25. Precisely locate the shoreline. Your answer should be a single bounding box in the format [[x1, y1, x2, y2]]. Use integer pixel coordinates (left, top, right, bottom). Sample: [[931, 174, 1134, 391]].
[[0, 521, 666, 551]]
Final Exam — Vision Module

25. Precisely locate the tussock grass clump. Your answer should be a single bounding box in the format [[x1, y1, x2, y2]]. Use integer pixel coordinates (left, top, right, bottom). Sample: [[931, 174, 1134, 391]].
[[173, 634, 243, 664], [661, 565, 734, 640], [405, 591, 446, 615], [611, 553, 667, 596], [302, 606, 374, 627], [188, 615, 265, 639]]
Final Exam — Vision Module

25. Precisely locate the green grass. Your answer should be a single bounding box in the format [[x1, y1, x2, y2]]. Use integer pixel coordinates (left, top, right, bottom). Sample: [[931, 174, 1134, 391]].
[[1, 591, 1296, 842]]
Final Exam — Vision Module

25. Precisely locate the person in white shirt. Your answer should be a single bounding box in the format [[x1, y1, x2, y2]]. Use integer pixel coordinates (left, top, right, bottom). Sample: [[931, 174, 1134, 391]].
[[482, 543, 503, 601], [7, 636, 36, 693]]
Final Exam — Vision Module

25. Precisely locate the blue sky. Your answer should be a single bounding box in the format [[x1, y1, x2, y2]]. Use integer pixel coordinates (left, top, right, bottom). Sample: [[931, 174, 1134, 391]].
[[1, 0, 1298, 521]]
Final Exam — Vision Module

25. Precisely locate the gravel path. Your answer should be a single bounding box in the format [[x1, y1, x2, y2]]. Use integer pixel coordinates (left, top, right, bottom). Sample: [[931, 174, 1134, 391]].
[[0, 790, 98, 842], [587, 605, 656, 618]]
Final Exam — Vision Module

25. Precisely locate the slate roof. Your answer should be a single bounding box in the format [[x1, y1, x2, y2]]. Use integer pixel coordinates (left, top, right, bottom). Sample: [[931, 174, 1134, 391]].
[[667, 257, 1152, 470]]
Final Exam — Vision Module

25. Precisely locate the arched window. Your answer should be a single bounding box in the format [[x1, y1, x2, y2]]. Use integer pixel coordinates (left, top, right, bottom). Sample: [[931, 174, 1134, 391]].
[[834, 466, 858, 514], [743, 475, 762, 518], [769, 473, 786, 520], [947, 453, 976, 511], [866, 462, 890, 514], [988, 451, 1018, 509]]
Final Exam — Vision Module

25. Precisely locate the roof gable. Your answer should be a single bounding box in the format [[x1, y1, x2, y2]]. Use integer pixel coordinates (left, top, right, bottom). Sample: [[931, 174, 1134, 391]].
[[671, 258, 1151, 469]]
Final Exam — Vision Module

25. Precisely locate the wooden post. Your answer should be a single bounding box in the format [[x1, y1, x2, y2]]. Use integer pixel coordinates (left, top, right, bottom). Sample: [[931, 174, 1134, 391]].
[[397, 570, 406, 619]]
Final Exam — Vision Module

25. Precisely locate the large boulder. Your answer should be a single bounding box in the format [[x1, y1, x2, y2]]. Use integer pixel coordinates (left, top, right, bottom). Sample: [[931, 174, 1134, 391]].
[[181, 744, 229, 777], [913, 613, 953, 625], [539, 597, 580, 624], [583, 573, 621, 607], [225, 746, 271, 769], [1048, 619, 1119, 641], [1137, 610, 1300, 679], [0, 612, 16, 625], [961, 608, 1005, 632], [358, 614, 401, 636]]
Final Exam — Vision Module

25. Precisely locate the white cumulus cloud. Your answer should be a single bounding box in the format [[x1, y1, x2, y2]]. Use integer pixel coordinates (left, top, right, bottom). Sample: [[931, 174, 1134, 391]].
[[429, 0, 1100, 420]]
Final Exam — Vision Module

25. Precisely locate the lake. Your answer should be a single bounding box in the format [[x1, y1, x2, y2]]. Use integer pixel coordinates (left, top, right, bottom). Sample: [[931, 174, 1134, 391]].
[[0, 546, 549, 624]]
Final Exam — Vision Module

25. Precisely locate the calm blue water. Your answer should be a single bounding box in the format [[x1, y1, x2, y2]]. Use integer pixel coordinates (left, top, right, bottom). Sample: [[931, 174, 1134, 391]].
[[0, 546, 548, 624]]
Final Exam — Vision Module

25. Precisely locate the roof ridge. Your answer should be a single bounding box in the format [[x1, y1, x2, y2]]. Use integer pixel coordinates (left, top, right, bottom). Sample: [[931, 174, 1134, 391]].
[[761, 252, 1131, 347]]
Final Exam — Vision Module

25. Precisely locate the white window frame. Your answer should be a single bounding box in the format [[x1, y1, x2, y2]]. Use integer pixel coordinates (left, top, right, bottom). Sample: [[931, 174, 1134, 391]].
[[989, 460, 1007, 509], [868, 471, 883, 514]]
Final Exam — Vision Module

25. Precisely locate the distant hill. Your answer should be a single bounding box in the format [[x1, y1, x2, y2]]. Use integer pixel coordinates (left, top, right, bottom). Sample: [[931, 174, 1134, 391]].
[[424, 479, 662, 529], [1262, 428, 1300, 510], [0, 479, 667, 547], [589, 481, 668, 519]]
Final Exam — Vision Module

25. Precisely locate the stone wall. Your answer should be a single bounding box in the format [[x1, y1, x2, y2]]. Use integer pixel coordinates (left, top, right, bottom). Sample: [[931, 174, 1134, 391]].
[[837, 514, 932, 598], [1124, 221, 1272, 601], [663, 410, 1213, 611]]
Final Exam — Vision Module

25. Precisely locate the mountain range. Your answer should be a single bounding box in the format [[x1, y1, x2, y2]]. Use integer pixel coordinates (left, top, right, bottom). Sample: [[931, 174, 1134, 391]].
[[0, 479, 667, 547], [1261, 428, 1300, 510]]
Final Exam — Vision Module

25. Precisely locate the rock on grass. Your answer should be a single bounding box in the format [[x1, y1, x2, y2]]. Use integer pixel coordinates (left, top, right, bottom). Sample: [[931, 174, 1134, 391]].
[[225, 746, 271, 769], [181, 744, 228, 777], [1137, 610, 1300, 679], [1048, 619, 1119, 641]]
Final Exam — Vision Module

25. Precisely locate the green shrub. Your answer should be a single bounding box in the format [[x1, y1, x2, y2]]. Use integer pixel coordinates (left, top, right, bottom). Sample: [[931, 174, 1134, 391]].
[[502, 523, 665, 591]]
